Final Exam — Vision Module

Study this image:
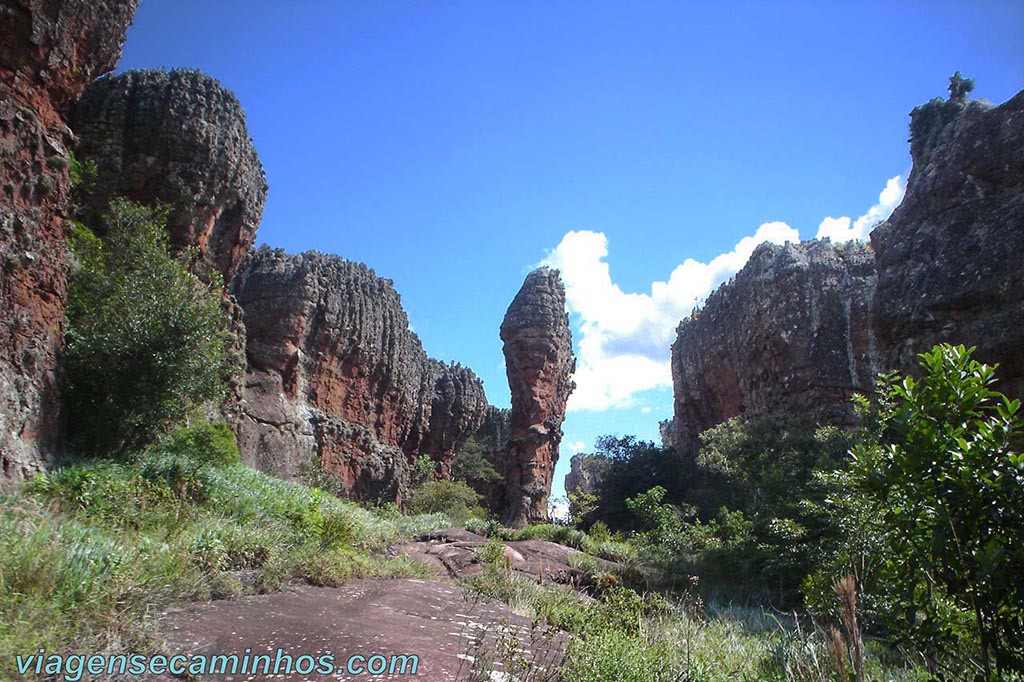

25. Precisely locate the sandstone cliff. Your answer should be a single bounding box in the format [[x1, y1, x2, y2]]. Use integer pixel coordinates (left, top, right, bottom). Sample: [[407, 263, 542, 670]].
[[872, 88, 1024, 390], [499, 267, 575, 526], [71, 69, 268, 281], [565, 453, 609, 500], [0, 0, 138, 486], [231, 248, 490, 502], [671, 240, 877, 453]]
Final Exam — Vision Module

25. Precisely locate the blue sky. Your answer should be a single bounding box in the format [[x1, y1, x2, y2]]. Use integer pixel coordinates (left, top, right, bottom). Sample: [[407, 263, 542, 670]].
[[117, 1, 1023, 503]]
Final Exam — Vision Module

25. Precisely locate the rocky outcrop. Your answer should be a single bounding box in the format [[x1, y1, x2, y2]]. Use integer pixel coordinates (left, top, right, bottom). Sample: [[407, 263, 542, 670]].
[[71, 69, 267, 281], [565, 453, 609, 499], [499, 267, 575, 527], [231, 247, 489, 502], [872, 87, 1024, 390], [0, 0, 138, 486], [671, 240, 877, 454]]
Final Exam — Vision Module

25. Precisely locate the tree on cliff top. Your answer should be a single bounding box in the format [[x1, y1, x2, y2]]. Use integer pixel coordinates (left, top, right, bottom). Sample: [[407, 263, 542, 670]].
[[64, 199, 230, 455]]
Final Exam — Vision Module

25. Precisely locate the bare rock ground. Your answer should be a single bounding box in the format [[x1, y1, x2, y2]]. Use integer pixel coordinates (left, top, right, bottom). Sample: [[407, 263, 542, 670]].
[[150, 579, 567, 681]]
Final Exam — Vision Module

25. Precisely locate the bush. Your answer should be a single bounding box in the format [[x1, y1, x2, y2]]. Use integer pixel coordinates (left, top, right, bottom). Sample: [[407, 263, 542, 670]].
[[408, 480, 485, 525], [451, 436, 500, 483], [149, 422, 240, 467], [63, 200, 230, 455], [848, 344, 1024, 675]]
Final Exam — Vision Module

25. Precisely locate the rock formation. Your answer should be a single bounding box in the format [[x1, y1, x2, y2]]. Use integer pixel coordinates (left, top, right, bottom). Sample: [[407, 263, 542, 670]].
[[564, 453, 609, 500], [499, 267, 575, 527], [872, 87, 1024, 391], [231, 247, 490, 502], [671, 240, 877, 453], [0, 0, 138, 487], [71, 69, 268, 280]]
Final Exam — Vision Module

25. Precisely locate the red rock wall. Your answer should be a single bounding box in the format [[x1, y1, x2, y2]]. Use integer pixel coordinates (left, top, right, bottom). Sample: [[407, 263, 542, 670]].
[[0, 0, 138, 487], [232, 248, 490, 503], [671, 240, 878, 454]]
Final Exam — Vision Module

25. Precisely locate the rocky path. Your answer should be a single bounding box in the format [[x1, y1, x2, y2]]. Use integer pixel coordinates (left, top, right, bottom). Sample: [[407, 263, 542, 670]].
[[143, 531, 609, 681], [151, 578, 567, 681]]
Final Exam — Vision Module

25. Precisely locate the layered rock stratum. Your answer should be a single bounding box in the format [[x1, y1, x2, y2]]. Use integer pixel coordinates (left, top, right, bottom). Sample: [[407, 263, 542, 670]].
[[499, 267, 575, 526], [671, 240, 877, 453], [872, 88, 1024, 392], [231, 248, 490, 502], [71, 69, 268, 280], [0, 0, 138, 486]]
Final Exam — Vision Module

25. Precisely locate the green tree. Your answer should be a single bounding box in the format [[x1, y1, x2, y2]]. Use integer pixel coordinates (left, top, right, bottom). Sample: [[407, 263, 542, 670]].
[[852, 344, 1024, 676], [409, 480, 485, 525], [64, 199, 230, 455], [451, 437, 500, 484]]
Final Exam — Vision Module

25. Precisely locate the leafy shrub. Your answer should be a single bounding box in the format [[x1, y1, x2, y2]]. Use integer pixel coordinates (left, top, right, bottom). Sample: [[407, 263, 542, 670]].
[[451, 436, 500, 483], [64, 200, 230, 455], [846, 344, 1024, 675], [150, 422, 240, 467], [409, 480, 485, 525]]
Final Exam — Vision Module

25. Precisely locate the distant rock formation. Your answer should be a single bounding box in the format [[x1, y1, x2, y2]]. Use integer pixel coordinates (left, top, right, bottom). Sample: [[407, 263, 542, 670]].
[[71, 69, 268, 280], [671, 240, 877, 453], [0, 0, 138, 487], [499, 267, 575, 526], [231, 248, 489, 502], [872, 87, 1024, 391], [565, 453, 609, 499]]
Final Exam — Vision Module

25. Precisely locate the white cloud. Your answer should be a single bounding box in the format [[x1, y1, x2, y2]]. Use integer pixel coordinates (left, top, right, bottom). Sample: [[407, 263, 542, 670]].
[[543, 222, 799, 411], [543, 176, 903, 412], [566, 440, 587, 455], [815, 176, 905, 242]]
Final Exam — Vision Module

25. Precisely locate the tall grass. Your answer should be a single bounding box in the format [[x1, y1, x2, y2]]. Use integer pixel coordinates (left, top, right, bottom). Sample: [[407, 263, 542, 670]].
[[0, 452, 439, 678]]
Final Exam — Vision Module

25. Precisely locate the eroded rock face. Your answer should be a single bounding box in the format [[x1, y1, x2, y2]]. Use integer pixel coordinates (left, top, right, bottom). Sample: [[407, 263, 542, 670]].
[[71, 69, 268, 280], [0, 0, 137, 486], [231, 248, 489, 502], [671, 240, 877, 453], [0, 0, 139, 119], [564, 453, 609, 500], [872, 89, 1024, 391], [499, 267, 575, 527]]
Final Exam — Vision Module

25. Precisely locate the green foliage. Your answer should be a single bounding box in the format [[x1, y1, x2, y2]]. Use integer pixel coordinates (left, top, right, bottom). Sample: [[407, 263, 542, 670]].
[[63, 200, 231, 455], [411, 455, 436, 487], [409, 480, 485, 525], [451, 436, 500, 483], [848, 344, 1024, 675], [149, 422, 240, 467], [2, 453, 443, 674], [589, 436, 689, 530]]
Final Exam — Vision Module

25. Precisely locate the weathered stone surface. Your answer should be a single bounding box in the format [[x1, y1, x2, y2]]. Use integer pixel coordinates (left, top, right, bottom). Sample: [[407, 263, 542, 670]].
[[152, 580, 568, 682], [872, 87, 1024, 391], [0, 0, 139, 119], [499, 267, 575, 527], [71, 69, 267, 280], [671, 240, 878, 453], [399, 531, 619, 585], [231, 248, 489, 503], [565, 453, 609, 499], [0, 0, 137, 487]]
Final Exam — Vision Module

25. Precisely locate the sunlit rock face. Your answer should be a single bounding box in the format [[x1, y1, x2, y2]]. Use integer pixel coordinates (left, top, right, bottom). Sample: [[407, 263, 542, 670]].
[[72, 68, 268, 281], [872, 89, 1024, 394], [231, 248, 489, 503], [671, 240, 878, 454], [498, 267, 576, 527], [0, 0, 139, 487]]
